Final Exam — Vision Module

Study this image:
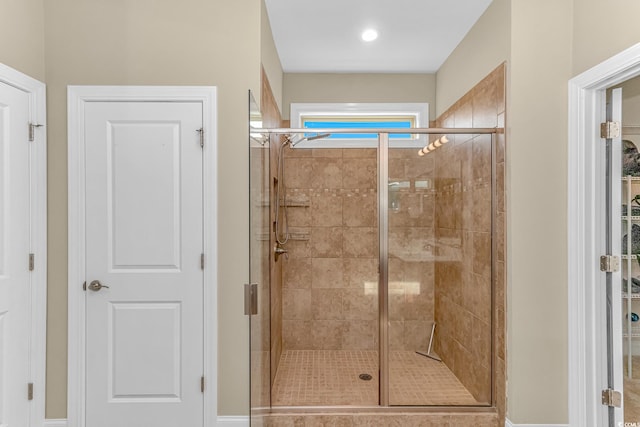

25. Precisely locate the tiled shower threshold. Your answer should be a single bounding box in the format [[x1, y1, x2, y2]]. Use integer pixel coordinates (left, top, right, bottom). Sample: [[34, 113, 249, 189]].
[[262, 409, 499, 427]]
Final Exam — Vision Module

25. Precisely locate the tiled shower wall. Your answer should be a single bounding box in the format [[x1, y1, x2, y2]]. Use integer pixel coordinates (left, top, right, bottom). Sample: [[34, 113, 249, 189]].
[[261, 68, 283, 385], [281, 147, 436, 351], [282, 148, 380, 351], [433, 63, 506, 409]]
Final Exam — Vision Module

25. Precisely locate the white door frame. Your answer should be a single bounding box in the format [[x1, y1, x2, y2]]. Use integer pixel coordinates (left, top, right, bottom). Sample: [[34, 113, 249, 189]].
[[67, 86, 217, 427], [0, 62, 47, 427], [568, 43, 640, 427]]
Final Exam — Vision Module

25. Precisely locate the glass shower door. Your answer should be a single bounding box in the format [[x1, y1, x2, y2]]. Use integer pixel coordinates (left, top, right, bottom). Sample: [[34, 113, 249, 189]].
[[248, 93, 271, 426], [385, 132, 493, 406]]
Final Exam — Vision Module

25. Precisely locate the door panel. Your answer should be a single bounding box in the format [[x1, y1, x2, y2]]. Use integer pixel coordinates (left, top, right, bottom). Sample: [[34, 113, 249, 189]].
[[0, 81, 31, 426], [108, 121, 182, 270], [85, 101, 204, 427], [109, 302, 182, 401]]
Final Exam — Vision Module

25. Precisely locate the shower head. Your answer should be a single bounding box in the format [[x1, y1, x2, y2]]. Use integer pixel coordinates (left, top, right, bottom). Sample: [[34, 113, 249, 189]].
[[286, 132, 332, 147], [306, 133, 331, 141]]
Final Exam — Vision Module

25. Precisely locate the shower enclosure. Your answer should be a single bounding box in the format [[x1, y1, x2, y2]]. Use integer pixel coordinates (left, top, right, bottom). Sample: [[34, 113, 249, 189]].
[[248, 98, 498, 421]]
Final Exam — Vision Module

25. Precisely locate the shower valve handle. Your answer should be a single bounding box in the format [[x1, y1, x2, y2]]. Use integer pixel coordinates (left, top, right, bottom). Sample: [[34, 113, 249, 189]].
[[274, 245, 289, 261]]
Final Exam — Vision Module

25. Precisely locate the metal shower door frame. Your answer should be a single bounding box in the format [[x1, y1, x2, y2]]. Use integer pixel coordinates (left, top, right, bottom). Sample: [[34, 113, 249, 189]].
[[253, 126, 499, 409]]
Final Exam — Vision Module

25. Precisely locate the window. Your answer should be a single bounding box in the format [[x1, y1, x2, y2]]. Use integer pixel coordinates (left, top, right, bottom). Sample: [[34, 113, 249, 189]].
[[290, 103, 429, 148]]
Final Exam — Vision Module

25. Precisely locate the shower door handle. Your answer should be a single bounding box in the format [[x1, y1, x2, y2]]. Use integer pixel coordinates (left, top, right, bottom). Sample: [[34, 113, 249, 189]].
[[244, 283, 258, 315]]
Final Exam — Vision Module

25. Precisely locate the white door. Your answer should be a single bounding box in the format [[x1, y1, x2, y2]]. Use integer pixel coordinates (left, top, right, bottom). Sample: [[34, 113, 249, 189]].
[[0, 81, 32, 425], [84, 100, 204, 427]]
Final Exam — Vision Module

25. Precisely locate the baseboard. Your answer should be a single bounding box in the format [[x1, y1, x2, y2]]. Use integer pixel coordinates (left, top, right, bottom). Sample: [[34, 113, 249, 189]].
[[217, 416, 249, 427], [505, 419, 569, 427], [44, 417, 249, 427]]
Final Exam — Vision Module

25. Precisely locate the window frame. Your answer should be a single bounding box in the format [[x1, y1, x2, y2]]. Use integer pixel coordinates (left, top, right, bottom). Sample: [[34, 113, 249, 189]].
[[289, 102, 429, 148]]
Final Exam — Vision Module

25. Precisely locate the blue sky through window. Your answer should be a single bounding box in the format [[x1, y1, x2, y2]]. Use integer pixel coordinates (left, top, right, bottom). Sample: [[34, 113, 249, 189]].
[[303, 120, 412, 139]]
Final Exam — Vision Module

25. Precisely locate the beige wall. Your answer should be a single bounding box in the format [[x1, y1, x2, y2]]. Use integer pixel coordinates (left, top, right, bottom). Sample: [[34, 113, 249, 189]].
[[261, 0, 283, 113], [282, 73, 436, 121], [43, 0, 261, 418], [8, 0, 640, 422], [622, 76, 640, 126], [572, 0, 640, 77], [0, 0, 46, 81], [507, 0, 573, 423], [435, 0, 510, 117]]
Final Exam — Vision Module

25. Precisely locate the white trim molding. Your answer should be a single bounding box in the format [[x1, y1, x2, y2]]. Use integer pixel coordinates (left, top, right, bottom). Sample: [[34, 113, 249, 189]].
[[0, 62, 47, 427], [44, 420, 68, 427], [67, 86, 218, 427], [289, 102, 429, 148], [505, 420, 569, 427], [568, 42, 640, 427]]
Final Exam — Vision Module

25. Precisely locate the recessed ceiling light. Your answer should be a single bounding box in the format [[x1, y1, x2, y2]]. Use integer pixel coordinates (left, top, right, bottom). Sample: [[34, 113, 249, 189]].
[[361, 29, 378, 42]]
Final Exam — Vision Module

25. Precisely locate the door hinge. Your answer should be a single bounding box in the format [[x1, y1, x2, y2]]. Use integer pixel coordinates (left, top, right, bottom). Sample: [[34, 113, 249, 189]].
[[197, 128, 204, 148], [29, 253, 34, 271], [602, 388, 622, 407], [600, 255, 620, 272], [27, 382, 33, 401], [201, 253, 205, 270], [29, 123, 43, 142], [601, 121, 621, 139], [244, 283, 258, 315], [200, 376, 205, 393]]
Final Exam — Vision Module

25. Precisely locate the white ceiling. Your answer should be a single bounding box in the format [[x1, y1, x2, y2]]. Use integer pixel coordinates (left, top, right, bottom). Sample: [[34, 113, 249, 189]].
[[264, 0, 493, 74]]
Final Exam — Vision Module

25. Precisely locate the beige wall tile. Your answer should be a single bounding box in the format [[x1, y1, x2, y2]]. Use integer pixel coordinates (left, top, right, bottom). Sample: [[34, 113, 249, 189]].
[[343, 191, 377, 227], [311, 257, 344, 288], [311, 289, 343, 320], [472, 79, 498, 128], [282, 320, 312, 349], [342, 148, 376, 158], [283, 257, 312, 289], [404, 320, 431, 351], [312, 158, 343, 189], [343, 289, 377, 320], [343, 258, 378, 288], [286, 157, 314, 188], [343, 227, 377, 257], [310, 227, 343, 257], [342, 320, 378, 350], [283, 289, 312, 320], [311, 320, 346, 349], [343, 158, 377, 189], [311, 190, 343, 226]]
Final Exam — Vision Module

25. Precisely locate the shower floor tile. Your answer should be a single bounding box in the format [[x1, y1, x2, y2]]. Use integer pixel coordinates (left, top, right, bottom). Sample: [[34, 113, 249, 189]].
[[271, 350, 477, 407]]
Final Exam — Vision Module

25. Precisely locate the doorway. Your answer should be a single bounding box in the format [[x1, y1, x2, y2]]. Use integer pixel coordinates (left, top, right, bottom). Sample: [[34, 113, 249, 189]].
[[568, 43, 640, 427], [67, 86, 218, 427]]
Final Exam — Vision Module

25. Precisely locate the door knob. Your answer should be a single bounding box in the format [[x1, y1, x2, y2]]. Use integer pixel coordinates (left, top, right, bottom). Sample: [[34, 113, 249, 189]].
[[88, 280, 110, 291]]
